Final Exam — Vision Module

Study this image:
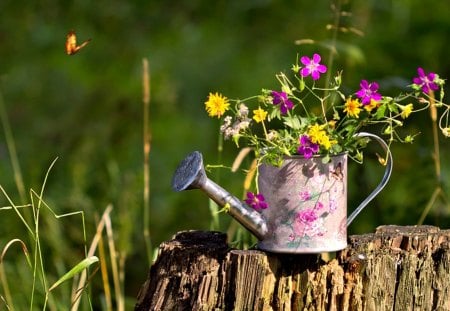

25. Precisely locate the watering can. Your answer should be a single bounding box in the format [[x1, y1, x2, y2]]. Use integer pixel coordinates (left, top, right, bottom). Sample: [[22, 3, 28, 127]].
[[171, 132, 392, 253]]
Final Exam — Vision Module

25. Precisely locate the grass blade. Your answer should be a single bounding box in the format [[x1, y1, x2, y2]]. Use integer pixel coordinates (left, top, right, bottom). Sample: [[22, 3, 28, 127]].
[[48, 256, 99, 292]]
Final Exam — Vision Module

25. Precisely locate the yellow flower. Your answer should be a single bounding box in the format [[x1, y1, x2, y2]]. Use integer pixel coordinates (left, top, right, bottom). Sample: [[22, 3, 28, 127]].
[[400, 103, 413, 119], [307, 124, 336, 150], [252, 107, 268, 123], [205, 92, 230, 118], [320, 136, 333, 149], [308, 124, 325, 144], [364, 99, 379, 113], [343, 98, 362, 118]]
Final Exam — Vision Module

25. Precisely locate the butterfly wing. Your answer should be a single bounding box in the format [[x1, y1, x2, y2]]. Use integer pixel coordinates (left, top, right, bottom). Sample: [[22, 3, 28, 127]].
[[76, 38, 91, 52], [65, 30, 77, 55]]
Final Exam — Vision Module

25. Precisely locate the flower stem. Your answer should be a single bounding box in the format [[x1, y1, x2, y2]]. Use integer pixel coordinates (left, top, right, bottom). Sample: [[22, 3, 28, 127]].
[[323, 0, 342, 108], [429, 91, 441, 182]]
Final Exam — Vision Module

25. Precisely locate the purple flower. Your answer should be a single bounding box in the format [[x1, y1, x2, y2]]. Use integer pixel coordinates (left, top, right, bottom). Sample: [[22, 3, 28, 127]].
[[297, 135, 319, 159], [271, 91, 294, 115], [296, 208, 318, 224], [245, 192, 268, 210], [299, 54, 328, 80], [412, 67, 439, 94], [356, 80, 382, 105]]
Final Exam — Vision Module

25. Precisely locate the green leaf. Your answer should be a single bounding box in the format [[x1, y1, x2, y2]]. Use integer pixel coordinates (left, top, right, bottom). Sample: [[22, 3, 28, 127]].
[[283, 116, 301, 129], [331, 143, 343, 153], [387, 101, 399, 113], [269, 108, 280, 120], [375, 104, 387, 119], [48, 256, 99, 292]]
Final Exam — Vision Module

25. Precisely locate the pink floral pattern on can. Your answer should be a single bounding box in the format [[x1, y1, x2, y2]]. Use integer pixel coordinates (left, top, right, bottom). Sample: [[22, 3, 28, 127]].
[[257, 154, 347, 253]]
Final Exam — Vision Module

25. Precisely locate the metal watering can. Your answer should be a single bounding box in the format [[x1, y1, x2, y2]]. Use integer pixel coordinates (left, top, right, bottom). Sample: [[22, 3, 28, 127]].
[[171, 132, 392, 253]]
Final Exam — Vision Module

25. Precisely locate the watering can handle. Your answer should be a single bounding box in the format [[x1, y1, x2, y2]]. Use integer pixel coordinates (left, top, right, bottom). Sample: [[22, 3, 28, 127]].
[[347, 132, 393, 226]]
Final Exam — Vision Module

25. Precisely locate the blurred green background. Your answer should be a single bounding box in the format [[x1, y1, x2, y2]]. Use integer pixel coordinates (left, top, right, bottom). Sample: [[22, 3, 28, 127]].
[[0, 0, 449, 308]]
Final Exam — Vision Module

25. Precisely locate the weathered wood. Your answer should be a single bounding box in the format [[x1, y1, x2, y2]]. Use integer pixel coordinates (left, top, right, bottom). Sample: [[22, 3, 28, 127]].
[[135, 226, 450, 311]]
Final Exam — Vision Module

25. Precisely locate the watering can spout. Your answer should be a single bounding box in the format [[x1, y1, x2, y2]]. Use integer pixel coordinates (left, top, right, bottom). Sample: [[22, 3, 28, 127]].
[[171, 151, 269, 240]]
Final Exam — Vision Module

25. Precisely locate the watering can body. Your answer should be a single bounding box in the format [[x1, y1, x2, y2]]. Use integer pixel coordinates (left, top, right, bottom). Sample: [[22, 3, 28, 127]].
[[172, 133, 392, 254]]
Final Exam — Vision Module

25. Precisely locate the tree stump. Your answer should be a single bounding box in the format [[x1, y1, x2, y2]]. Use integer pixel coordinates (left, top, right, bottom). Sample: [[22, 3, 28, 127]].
[[135, 226, 450, 311]]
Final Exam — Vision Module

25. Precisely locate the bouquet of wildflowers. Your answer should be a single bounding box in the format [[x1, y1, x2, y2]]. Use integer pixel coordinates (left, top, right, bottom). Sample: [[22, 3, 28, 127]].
[[205, 53, 448, 167]]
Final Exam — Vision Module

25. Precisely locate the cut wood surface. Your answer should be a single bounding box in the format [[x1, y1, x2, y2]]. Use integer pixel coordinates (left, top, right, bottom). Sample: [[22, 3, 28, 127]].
[[135, 226, 450, 311]]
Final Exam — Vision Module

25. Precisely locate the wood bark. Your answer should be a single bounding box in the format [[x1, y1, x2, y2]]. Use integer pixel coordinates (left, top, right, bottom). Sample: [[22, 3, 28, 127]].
[[135, 226, 450, 311]]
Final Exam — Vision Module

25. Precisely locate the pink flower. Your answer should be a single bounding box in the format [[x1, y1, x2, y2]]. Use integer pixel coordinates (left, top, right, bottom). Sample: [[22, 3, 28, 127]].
[[245, 192, 268, 210], [296, 208, 318, 224], [315, 202, 324, 210], [293, 209, 324, 238], [299, 54, 327, 80], [299, 191, 311, 201], [412, 67, 439, 94], [356, 80, 382, 105]]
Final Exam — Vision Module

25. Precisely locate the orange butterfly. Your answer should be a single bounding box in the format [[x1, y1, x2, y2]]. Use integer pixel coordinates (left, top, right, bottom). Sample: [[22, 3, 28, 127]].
[[65, 30, 91, 55]]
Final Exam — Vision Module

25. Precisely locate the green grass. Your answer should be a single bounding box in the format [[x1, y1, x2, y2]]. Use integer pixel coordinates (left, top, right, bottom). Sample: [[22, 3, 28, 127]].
[[0, 153, 96, 310], [0, 78, 143, 310]]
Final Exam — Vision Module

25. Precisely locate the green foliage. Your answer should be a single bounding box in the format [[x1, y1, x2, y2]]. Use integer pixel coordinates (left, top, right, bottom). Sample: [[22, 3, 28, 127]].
[[204, 57, 447, 166]]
